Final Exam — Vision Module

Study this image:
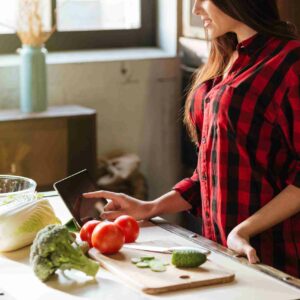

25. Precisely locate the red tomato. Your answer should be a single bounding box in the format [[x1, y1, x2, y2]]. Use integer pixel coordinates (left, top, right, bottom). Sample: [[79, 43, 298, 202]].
[[114, 215, 140, 243], [79, 220, 101, 247], [92, 222, 125, 254]]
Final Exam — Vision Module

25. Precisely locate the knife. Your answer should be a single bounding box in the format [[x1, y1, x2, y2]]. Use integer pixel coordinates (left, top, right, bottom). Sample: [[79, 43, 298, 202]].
[[122, 244, 211, 256]]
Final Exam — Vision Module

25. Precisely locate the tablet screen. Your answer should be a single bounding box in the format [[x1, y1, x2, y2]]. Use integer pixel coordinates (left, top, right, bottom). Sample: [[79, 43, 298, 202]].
[[53, 169, 107, 227]]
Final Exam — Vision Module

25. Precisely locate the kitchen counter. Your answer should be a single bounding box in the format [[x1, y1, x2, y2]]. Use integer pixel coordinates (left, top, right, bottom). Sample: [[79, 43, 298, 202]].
[[0, 193, 299, 300]]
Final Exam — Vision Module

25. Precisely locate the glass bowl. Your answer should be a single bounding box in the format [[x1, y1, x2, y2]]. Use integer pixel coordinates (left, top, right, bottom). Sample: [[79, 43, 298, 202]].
[[0, 175, 37, 200]]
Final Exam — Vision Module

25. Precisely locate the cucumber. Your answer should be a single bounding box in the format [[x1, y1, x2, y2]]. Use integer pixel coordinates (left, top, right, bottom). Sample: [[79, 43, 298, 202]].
[[171, 249, 207, 268]]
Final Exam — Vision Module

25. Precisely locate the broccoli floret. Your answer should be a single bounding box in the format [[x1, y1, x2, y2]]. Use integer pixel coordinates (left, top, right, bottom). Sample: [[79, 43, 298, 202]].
[[31, 255, 56, 282], [30, 224, 69, 262], [30, 224, 99, 282]]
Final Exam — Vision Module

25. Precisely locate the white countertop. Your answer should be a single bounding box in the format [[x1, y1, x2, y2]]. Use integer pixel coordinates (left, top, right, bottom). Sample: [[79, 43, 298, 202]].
[[0, 194, 299, 300]]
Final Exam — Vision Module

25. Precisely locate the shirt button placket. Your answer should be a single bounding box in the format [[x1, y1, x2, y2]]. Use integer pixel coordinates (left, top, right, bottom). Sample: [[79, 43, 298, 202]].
[[201, 96, 212, 237]]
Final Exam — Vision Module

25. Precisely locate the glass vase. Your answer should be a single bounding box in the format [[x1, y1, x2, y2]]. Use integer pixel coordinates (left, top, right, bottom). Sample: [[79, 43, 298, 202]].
[[19, 45, 48, 113]]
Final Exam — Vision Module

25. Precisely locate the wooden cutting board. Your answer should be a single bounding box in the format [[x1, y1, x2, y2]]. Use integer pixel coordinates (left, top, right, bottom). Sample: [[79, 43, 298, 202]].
[[89, 247, 235, 294]]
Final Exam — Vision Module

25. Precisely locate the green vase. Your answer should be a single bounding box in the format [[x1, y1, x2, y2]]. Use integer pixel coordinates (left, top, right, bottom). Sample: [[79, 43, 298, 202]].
[[19, 45, 48, 113]]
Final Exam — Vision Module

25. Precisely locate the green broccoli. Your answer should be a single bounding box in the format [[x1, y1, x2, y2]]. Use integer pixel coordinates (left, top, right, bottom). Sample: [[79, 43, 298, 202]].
[[30, 224, 99, 282]]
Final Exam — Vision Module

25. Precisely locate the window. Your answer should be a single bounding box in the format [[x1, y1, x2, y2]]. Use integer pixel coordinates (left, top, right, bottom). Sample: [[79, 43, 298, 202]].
[[57, 0, 141, 31], [182, 0, 205, 39], [0, 1, 17, 34], [0, 0, 156, 54]]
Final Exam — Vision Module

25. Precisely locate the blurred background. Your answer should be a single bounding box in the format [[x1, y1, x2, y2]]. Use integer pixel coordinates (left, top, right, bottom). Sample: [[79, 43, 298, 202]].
[[0, 0, 299, 227]]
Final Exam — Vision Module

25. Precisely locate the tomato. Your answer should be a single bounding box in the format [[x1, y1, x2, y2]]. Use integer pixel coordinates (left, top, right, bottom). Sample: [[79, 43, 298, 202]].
[[79, 220, 101, 247], [114, 215, 140, 243], [92, 222, 125, 254]]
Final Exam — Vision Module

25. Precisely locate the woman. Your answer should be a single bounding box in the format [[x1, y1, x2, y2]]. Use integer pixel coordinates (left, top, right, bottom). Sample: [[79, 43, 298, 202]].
[[84, 0, 300, 277]]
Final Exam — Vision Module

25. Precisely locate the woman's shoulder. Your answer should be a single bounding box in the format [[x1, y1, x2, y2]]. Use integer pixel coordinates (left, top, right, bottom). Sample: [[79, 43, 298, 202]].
[[278, 38, 300, 57], [273, 38, 300, 82], [270, 37, 300, 72]]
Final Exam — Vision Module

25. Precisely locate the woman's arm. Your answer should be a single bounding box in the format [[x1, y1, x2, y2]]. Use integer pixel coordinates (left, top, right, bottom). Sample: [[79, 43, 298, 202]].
[[150, 190, 192, 216], [83, 190, 192, 221], [227, 184, 300, 263]]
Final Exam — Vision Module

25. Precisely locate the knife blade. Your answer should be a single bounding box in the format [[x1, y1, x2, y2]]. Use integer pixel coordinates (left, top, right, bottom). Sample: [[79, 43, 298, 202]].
[[122, 244, 211, 256]]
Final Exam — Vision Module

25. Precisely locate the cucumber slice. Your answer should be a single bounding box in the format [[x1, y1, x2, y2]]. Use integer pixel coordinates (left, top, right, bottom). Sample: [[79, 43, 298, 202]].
[[149, 259, 166, 272], [131, 257, 141, 264], [171, 250, 207, 268], [140, 256, 155, 261], [132, 256, 168, 272], [136, 261, 150, 268]]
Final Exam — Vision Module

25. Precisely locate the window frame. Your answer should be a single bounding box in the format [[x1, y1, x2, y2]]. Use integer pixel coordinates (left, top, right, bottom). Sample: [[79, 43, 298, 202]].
[[182, 0, 205, 39], [0, 0, 156, 54]]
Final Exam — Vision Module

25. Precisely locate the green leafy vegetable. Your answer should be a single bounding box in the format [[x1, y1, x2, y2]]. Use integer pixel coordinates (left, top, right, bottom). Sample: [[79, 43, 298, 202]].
[[0, 195, 60, 252]]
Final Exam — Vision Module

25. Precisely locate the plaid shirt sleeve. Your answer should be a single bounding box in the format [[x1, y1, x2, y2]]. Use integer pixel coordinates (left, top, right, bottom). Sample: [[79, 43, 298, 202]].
[[278, 64, 300, 187], [172, 154, 201, 216]]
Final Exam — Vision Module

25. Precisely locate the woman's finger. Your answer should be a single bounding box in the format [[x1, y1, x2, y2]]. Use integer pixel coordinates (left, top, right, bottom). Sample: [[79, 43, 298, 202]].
[[83, 190, 123, 202], [103, 200, 117, 211], [245, 246, 260, 264], [101, 211, 124, 221], [83, 190, 115, 198]]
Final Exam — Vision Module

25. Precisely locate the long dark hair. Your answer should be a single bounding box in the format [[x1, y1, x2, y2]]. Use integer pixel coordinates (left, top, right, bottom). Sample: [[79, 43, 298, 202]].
[[185, 0, 298, 144]]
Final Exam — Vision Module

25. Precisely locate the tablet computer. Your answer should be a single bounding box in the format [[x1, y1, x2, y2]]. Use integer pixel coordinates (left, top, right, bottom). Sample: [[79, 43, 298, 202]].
[[53, 169, 107, 229]]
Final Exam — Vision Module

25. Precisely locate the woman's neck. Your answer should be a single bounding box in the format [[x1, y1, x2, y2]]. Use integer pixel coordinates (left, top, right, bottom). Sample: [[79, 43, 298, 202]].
[[234, 24, 257, 43]]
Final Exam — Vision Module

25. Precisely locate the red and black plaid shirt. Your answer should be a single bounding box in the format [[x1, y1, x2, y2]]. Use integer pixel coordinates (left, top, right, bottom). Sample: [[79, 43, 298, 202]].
[[174, 33, 300, 277]]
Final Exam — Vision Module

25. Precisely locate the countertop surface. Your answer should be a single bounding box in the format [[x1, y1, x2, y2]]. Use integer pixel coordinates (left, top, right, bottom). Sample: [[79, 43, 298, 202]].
[[0, 193, 299, 300]]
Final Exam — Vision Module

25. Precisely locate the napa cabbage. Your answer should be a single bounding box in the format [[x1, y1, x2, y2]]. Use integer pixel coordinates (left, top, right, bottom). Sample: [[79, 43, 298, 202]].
[[0, 194, 60, 252]]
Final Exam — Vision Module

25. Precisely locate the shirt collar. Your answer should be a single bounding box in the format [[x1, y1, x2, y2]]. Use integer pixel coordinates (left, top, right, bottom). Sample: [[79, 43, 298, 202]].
[[236, 33, 271, 55]]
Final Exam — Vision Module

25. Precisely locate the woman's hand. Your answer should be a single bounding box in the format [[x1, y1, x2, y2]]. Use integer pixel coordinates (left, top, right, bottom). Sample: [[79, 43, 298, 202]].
[[227, 228, 260, 264], [83, 190, 153, 221]]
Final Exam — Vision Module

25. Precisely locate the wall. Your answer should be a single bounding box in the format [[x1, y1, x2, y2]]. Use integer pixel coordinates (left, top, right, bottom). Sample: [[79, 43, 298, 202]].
[[277, 0, 300, 31], [0, 1, 184, 201], [0, 52, 182, 199]]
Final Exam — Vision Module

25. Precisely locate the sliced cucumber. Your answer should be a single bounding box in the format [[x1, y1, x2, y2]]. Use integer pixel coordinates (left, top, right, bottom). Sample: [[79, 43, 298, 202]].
[[140, 256, 155, 261], [149, 259, 166, 272], [136, 261, 150, 268], [131, 257, 141, 264], [132, 256, 168, 272]]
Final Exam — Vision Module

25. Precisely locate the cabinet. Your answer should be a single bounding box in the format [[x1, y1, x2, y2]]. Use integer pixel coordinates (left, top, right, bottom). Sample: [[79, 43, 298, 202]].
[[0, 105, 97, 191]]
